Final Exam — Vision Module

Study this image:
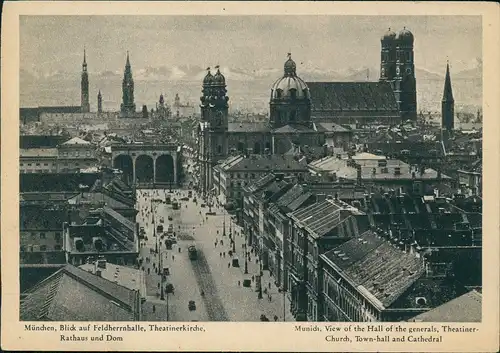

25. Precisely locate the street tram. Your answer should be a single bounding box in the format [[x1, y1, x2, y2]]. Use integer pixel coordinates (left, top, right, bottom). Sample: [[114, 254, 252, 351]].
[[188, 245, 198, 260]]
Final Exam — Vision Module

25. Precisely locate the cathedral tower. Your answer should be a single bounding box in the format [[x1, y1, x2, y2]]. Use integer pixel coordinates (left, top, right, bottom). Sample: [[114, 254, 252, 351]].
[[393, 28, 417, 121], [97, 90, 102, 113], [120, 51, 136, 117], [81, 48, 90, 113], [441, 61, 455, 131], [379, 28, 397, 81]]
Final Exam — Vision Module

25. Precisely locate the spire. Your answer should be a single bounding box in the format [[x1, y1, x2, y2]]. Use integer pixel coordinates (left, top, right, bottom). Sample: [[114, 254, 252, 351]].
[[442, 61, 454, 102], [126, 51, 130, 66], [98, 89, 101, 97], [83, 47, 87, 65]]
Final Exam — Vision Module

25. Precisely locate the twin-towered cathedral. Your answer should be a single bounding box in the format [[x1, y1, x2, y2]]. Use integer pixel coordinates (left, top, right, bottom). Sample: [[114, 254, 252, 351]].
[[196, 27, 456, 195]]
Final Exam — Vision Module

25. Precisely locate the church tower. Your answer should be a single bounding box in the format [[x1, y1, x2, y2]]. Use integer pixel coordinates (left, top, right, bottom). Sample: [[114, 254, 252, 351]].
[[393, 28, 417, 121], [379, 28, 397, 81], [97, 90, 102, 113], [81, 48, 90, 113], [120, 51, 136, 117], [198, 66, 230, 195], [441, 61, 455, 131]]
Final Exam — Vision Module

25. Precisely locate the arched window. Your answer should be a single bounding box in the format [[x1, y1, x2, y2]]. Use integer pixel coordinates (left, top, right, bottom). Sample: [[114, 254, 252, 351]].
[[253, 142, 261, 154]]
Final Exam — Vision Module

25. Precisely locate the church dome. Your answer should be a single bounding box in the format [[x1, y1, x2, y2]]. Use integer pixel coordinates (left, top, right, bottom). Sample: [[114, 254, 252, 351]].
[[381, 28, 397, 42], [271, 54, 310, 101], [397, 27, 414, 44], [213, 67, 226, 85], [203, 68, 214, 85]]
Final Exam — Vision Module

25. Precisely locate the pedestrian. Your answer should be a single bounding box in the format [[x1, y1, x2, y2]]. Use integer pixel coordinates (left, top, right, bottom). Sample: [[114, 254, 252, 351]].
[[223, 252, 225, 258], [157, 282, 160, 289], [220, 252, 222, 257], [172, 255, 175, 261], [269, 282, 271, 289], [251, 275, 254, 281], [215, 242, 217, 248], [221, 240, 224, 246], [178, 247, 181, 253], [153, 305, 156, 313], [274, 315, 278, 322], [147, 268, 150, 275], [269, 294, 272, 302], [228, 262, 231, 268], [238, 280, 240, 286]]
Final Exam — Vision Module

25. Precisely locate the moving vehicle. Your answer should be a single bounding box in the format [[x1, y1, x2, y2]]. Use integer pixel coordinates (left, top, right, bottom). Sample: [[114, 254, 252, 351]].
[[172, 201, 180, 210], [168, 216, 173, 221], [188, 190, 193, 198], [156, 224, 164, 233], [188, 245, 198, 260], [165, 196, 172, 204], [180, 197, 189, 201], [188, 300, 196, 311]]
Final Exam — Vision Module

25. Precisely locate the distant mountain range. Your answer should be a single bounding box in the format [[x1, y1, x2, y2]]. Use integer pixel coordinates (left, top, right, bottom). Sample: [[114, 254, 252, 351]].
[[21, 62, 481, 84]]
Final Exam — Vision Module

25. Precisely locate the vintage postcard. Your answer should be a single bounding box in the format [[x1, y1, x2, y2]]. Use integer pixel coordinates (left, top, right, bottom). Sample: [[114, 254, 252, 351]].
[[1, 1, 499, 352]]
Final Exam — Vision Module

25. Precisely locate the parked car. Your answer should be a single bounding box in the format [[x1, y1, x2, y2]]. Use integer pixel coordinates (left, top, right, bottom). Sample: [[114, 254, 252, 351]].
[[188, 300, 196, 311], [168, 216, 173, 221]]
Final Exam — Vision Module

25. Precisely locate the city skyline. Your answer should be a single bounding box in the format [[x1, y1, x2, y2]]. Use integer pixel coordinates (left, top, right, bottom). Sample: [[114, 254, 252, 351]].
[[21, 15, 482, 79]]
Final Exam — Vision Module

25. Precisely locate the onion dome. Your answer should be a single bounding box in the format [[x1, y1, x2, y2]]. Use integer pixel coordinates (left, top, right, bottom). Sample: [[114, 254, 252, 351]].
[[271, 53, 310, 100], [381, 28, 396, 42], [397, 27, 414, 44], [213, 65, 226, 85], [203, 67, 214, 85]]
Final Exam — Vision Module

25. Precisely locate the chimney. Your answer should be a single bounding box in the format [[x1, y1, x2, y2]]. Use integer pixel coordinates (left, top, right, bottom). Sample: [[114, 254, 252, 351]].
[[97, 258, 107, 269], [96, 269, 102, 277], [437, 169, 442, 179]]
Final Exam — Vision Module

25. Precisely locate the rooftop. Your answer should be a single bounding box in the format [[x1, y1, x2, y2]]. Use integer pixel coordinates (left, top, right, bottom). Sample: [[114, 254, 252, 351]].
[[227, 122, 270, 133], [20, 264, 140, 321], [307, 81, 399, 112], [20, 148, 58, 158], [272, 124, 316, 134], [79, 261, 144, 295], [408, 290, 481, 322], [322, 231, 424, 308], [61, 136, 92, 145], [221, 154, 308, 172]]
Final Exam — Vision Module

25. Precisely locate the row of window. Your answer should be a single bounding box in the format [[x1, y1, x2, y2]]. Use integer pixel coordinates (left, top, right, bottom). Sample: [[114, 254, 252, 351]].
[[20, 245, 62, 252], [20, 169, 58, 173], [26, 232, 62, 241], [20, 162, 93, 167], [60, 151, 93, 157]]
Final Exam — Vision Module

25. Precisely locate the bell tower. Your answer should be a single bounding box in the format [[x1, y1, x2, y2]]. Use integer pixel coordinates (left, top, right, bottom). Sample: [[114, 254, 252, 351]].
[[394, 27, 417, 121], [81, 48, 90, 113], [380, 28, 397, 82], [120, 51, 136, 117], [441, 61, 455, 131]]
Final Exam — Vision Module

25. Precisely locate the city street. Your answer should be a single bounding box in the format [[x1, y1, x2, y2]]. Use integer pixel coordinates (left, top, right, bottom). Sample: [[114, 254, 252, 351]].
[[135, 188, 293, 322]]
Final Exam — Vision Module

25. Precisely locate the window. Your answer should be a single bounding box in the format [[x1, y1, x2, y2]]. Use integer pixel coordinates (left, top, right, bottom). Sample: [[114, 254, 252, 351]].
[[75, 151, 80, 157], [54, 245, 62, 251], [27, 163, 32, 166], [217, 145, 222, 154], [55, 232, 61, 242], [44, 163, 48, 166], [30, 232, 36, 237], [86, 151, 91, 157], [20, 163, 24, 167], [40, 245, 47, 251], [39, 233, 46, 239]]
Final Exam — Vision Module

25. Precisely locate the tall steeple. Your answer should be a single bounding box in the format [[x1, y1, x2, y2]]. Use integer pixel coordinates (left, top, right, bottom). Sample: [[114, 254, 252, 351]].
[[120, 51, 136, 117], [81, 47, 90, 113], [441, 61, 455, 131], [97, 90, 102, 113]]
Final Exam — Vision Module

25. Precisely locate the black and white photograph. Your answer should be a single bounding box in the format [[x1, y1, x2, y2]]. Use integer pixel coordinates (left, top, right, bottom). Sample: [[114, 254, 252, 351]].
[[16, 13, 485, 326]]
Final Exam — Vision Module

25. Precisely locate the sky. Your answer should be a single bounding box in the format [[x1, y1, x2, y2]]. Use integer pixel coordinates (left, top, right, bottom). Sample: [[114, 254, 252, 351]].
[[20, 15, 482, 77]]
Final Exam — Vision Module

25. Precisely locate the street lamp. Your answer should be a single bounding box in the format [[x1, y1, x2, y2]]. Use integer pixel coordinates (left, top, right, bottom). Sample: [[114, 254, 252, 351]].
[[244, 243, 248, 274], [222, 214, 226, 237]]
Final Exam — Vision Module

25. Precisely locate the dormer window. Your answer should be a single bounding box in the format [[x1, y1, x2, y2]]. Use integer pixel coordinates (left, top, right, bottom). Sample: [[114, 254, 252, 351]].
[[289, 88, 297, 100], [276, 89, 283, 98]]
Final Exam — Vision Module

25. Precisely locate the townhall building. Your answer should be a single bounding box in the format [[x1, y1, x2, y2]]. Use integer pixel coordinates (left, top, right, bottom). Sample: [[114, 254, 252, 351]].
[[197, 28, 418, 195]]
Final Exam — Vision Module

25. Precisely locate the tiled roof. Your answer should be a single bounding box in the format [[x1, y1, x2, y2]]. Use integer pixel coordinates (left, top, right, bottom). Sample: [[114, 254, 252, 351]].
[[307, 82, 399, 112], [287, 191, 314, 212], [228, 122, 270, 133], [20, 264, 139, 321], [38, 106, 82, 114], [315, 122, 350, 133], [102, 206, 135, 232], [245, 173, 275, 194], [272, 124, 316, 133], [323, 231, 424, 308], [67, 192, 130, 210], [20, 148, 58, 158], [62, 137, 92, 145], [224, 154, 308, 172], [408, 290, 481, 322], [290, 199, 346, 238]]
